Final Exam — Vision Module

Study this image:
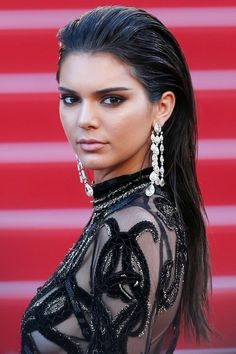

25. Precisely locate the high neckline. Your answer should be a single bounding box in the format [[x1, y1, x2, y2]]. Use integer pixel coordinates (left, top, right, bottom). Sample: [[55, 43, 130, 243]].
[[92, 167, 153, 213], [93, 167, 151, 198]]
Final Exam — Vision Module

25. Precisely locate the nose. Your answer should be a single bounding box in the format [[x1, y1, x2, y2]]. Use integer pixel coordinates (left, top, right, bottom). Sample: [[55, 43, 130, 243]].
[[77, 101, 99, 130]]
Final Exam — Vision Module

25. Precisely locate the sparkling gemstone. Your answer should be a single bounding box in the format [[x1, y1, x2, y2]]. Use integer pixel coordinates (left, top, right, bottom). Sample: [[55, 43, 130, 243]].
[[155, 177, 160, 185], [154, 147, 159, 154], [160, 178, 165, 187], [160, 166, 164, 175], [150, 171, 157, 182], [85, 184, 94, 197], [154, 124, 161, 133], [160, 156, 164, 163], [150, 143, 156, 151], [154, 165, 159, 174], [145, 183, 155, 196], [160, 144, 164, 152], [152, 154, 158, 162]]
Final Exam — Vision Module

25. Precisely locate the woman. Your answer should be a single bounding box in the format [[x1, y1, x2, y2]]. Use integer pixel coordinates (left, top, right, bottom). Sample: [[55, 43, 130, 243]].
[[21, 6, 211, 353]]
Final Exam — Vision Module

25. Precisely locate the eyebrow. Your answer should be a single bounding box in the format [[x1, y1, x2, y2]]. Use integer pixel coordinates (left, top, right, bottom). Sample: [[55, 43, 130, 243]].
[[58, 86, 132, 95]]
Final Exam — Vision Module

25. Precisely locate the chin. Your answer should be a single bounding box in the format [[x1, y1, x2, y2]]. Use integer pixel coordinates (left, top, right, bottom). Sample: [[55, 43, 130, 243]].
[[82, 160, 109, 171]]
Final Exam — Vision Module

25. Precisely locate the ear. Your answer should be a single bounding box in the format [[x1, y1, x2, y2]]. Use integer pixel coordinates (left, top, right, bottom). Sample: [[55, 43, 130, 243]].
[[152, 91, 175, 127]]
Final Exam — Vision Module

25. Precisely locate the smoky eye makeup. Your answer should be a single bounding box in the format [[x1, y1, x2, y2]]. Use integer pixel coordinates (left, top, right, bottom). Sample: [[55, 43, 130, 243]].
[[59, 94, 80, 105], [58, 83, 131, 107], [101, 95, 126, 106]]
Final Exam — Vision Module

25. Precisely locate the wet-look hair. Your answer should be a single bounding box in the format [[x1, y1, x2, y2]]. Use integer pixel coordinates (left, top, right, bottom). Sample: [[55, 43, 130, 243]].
[[56, 5, 212, 341]]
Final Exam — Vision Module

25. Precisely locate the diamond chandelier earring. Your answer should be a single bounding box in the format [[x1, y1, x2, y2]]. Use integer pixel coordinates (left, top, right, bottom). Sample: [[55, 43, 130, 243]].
[[145, 122, 165, 197], [75, 154, 93, 197]]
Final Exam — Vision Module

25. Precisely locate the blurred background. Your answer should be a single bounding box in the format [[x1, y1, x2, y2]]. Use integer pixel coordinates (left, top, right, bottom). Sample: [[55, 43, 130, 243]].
[[0, 0, 236, 353]]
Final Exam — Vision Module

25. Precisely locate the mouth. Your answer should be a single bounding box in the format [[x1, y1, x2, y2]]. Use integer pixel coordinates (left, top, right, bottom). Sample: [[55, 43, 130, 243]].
[[77, 138, 107, 152]]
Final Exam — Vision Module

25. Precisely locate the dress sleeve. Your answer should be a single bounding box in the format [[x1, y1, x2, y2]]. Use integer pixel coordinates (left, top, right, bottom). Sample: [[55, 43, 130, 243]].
[[87, 206, 169, 354]]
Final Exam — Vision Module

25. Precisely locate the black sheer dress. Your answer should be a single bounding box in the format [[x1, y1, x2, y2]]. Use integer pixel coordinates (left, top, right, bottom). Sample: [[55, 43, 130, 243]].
[[21, 167, 187, 354]]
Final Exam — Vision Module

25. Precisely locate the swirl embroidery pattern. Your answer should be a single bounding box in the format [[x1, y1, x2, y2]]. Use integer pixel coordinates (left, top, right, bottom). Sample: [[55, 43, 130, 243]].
[[88, 218, 160, 353]]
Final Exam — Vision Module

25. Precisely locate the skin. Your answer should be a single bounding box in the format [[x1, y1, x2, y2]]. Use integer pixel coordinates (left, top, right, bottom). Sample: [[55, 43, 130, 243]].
[[58, 52, 175, 183]]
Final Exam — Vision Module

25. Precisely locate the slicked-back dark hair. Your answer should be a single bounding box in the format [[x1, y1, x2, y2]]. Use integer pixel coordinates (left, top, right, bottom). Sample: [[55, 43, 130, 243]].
[[56, 5, 211, 341]]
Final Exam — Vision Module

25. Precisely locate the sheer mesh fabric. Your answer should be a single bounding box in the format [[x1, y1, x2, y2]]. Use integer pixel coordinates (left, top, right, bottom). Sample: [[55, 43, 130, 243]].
[[21, 168, 187, 354]]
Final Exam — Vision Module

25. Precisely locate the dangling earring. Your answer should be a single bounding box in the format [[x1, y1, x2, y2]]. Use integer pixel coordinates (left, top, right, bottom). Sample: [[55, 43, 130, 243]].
[[75, 154, 93, 197], [146, 122, 165, 197]]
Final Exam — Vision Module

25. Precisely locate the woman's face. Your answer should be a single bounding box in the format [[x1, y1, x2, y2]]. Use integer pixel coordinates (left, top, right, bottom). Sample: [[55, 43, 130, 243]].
[[58, 52, 157, 182]]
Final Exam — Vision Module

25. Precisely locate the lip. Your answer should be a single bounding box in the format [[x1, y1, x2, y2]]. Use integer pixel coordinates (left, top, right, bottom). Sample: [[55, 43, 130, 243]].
[[77, 138, 106, 152]]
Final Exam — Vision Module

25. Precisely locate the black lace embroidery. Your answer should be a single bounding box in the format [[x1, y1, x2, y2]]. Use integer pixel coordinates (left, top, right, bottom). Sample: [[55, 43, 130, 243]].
[[87, 218, 160, 354], [21, 168, 187, 354]]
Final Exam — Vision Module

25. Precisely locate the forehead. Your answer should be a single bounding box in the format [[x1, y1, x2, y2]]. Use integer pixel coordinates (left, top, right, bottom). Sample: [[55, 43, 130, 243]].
[[59, 52, 142, 90]]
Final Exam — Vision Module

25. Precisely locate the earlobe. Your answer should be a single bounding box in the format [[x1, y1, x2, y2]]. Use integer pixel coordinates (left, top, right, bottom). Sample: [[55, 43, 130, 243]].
[[154, 91, 176, 127]]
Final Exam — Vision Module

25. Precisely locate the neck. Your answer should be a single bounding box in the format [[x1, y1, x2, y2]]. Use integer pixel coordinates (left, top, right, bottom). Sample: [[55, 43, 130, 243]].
[[93, 161, 151, 184]]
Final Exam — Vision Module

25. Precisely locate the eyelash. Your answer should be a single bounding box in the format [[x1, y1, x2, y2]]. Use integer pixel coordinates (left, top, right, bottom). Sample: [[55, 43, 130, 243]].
[[103, 96, 125, 106], [59, 95, 79, 105], [59, 94, 125, 107]]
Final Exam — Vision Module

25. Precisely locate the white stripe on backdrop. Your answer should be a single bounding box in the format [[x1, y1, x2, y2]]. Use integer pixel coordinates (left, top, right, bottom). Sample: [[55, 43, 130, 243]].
[[0, 140, 236, 163], [0, 7, 236, 29], [0, 276, 235, 298], [0, 206, 235, 229], [1, 71, 236, 92]]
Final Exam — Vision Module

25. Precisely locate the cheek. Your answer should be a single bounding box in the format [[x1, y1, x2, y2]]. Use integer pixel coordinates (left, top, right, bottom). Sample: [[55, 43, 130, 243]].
[[108, 111, 151, 150], [118, 106, 152, 136]]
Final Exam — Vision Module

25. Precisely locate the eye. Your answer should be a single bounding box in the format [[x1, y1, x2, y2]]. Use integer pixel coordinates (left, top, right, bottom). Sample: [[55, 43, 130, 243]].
[[59, 94, 79, 106], [102, 96, 125, 106]]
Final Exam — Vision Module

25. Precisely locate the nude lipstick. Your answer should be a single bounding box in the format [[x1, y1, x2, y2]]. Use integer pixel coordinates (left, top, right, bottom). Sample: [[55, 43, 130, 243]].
[[78, 138, 106, 152]]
